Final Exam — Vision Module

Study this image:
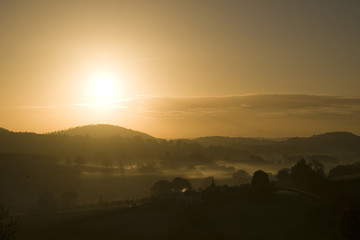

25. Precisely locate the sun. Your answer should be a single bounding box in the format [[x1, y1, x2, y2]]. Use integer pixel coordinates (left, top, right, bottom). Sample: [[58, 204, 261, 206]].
[[87, 72, 120, 106]]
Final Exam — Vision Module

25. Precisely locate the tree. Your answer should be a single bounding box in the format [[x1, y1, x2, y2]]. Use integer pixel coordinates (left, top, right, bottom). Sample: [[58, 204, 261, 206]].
[[61, 190, 78, 208], [291, 159, 312, 189], [290, 159, 325, 191], [251, 170, 270, 195], [0, 204, 19, 240], [171, 177, 192, 193], [232, 169, 250, 185], [310, 159, 325, 177], [151, 180, 173, 199], [329, 161, 360, 178], [276, 168, 291, 186], [201, 176, 215, 189]]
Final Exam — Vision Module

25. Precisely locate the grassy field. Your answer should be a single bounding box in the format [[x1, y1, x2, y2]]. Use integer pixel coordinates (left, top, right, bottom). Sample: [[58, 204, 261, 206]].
[[17, 191, 336, 240]]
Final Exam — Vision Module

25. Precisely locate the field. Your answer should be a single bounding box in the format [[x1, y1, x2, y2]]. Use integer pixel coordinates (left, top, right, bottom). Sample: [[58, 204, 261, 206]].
[[17, 190, 335, 240]]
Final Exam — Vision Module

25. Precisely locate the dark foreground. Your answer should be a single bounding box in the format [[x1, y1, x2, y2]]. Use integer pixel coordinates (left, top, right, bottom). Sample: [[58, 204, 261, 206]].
[[17, 191, 336, 240]]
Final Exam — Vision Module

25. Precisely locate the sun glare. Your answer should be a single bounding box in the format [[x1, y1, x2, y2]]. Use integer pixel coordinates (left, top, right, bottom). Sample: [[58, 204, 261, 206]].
[[87, 72, 121, 106]]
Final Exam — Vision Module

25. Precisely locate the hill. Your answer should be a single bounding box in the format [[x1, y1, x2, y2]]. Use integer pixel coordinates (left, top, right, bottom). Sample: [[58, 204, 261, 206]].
[[0, 127, 9, 132], [279, 132, 360, 153], [193, 136, 275, 147], [17, 192, 333, 240], [192, 132, 360, 154], [53, 124, 154, 139]]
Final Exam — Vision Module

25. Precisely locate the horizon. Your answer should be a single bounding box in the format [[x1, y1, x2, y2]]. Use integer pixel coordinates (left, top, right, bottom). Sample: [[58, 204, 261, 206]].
[[2, 93, 360, 138], [1, 1, 360, 138], [1, 121, 359, 140]]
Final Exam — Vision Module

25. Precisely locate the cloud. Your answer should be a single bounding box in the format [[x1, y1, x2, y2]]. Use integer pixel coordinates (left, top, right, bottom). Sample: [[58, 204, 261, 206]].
[[13, 94, 360, 116], [6, 94, 359, 138], [121, 94, 360, 117], [112, 94, 360, 138]]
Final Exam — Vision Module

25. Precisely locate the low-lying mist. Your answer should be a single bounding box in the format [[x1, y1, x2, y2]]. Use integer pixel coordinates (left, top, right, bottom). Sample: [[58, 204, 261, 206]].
[[1, 127, 360, 213]]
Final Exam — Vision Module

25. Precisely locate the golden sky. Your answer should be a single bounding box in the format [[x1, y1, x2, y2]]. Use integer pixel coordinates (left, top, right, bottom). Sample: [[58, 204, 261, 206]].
[[1, 1, 360, 137]]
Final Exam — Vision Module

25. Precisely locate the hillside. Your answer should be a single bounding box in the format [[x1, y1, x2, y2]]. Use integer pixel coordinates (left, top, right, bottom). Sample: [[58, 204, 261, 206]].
[[192, 132, 360, 154], [54, 124, 154, 139], [279, 132, 360, 153], [193, 136, 275, 147], [0, 127, 359, 161], [18, 191, 334, 240], [0, 127, 9, 132]]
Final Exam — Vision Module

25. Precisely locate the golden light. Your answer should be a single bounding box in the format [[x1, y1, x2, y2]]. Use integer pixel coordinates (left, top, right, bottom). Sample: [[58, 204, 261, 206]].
[[86, 71, 121, 106]]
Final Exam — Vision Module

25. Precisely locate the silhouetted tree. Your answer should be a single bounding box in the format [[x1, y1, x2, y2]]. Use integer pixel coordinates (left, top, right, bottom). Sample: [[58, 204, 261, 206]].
[[251, 170, 270, 196], [61, 190, 78, 208], [329, 161, 360, 178], [201, 176, 215, 189], [291, 159, 312, 189], [171, 177, 192, 193], [232, 169, 250, 185], [310, 159, 325, 177], [276, 168, 291, 186], [0, 204, 19, 240], [151, 180, 173, 199], [290, 159, 325, 191]]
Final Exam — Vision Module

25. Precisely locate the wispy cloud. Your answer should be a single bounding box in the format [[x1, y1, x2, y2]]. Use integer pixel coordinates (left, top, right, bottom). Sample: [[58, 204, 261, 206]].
[[118, 94, 360, 117], [5, 94, 360, 138], [11, 105, 66, 109], [109, 94, 360, 137]]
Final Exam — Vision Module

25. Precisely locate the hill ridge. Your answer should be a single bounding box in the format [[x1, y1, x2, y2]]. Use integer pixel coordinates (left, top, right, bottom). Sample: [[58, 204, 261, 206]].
[[52, 124, 154, 139]]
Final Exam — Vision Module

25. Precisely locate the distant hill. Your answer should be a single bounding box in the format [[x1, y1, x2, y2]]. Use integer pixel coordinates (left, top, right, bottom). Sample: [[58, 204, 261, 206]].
[[0, 125, 158, 161], [53, 124, 154, 139], [0, 127, 9, 132], [192, 132, 360, 153], [279, 132, 360, 153], [285, 132, 358, 142], [1, 126, 359, 160], [193, 136, 275, 147]]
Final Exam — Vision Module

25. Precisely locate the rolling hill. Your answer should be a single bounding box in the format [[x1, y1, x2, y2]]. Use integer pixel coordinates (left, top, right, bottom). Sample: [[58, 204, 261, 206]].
[[53, 124, 154, 139], [192, 132, 360, 153], [0, 127, 9, 132]]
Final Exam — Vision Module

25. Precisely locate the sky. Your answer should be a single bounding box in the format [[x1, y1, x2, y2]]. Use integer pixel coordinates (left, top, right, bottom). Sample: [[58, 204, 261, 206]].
[[0, 0, 360, 138]]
